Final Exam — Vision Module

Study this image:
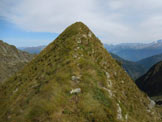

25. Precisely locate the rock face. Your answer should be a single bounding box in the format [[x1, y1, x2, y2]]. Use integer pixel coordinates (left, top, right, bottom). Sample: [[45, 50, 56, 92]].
[[0, 22, 160, 122], [0, 40, 33, 82]]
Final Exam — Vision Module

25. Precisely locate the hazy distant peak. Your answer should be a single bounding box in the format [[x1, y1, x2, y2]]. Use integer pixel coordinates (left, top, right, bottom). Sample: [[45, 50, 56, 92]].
[[155, 39, 162, 43]]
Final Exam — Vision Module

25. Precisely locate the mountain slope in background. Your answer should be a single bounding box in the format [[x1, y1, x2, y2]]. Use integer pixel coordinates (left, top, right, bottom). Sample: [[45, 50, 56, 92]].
[[136, 61, 162, 101], [0, 22, 159, 122], [105, 40, 162, 61], [0, 40, 33, 82], [137, 53, 162, 72], [110, 53, 146, 80]]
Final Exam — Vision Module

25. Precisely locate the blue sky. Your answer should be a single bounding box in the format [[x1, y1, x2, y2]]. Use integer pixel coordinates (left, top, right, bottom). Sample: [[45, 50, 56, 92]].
[[0, 18, 58, 47], [1, 0, 162, 47]]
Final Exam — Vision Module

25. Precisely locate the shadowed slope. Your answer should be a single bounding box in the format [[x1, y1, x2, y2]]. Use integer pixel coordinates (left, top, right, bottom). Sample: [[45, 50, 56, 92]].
[[136, 61, 162, 97]]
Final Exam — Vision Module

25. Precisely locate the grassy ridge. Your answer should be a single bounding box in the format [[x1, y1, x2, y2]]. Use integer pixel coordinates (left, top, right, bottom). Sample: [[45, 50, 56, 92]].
[[0, 22, 160, 122]]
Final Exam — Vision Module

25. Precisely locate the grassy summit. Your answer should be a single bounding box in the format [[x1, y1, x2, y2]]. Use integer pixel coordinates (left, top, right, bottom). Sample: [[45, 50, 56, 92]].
[[0, 22, 160, 122]]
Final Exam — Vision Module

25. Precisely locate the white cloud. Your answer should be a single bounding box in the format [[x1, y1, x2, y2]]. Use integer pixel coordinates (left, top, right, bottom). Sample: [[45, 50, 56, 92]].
[[1, 0, 162, 44]]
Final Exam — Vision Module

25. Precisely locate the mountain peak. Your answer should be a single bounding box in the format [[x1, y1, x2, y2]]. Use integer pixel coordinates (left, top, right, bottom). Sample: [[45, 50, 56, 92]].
[[71, 21, 87, 26], [57, 21, 94, 42], [43, 21, 101, 58], [0, 23, 160, 121], [69, 21, 89, 29]]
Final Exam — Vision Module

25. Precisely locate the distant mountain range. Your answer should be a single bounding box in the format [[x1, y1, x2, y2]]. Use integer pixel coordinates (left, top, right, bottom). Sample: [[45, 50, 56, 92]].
[[0, 40, 33, 82], [105, 40, 162, 61], [19, 46, 45, 54]]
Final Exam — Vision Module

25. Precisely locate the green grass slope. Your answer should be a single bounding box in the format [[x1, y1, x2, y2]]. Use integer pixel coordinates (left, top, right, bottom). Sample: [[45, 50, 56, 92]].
[[0, 22, 160, 122]]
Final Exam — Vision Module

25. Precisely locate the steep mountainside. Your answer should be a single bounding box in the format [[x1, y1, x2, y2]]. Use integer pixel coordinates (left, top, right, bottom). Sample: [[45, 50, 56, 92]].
[[136, 61, 162, 100], [0, 40, 33, 82], [111, 53, 146, 80], [0, 22, 160, 122], [105, 41, 162, 61], [137, 53, 162, 72], [19, 46, 146, 80]]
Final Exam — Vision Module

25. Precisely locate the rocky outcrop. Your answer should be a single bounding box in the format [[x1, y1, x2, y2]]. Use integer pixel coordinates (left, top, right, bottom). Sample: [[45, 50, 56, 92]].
[[0, 40, 33, 82]]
